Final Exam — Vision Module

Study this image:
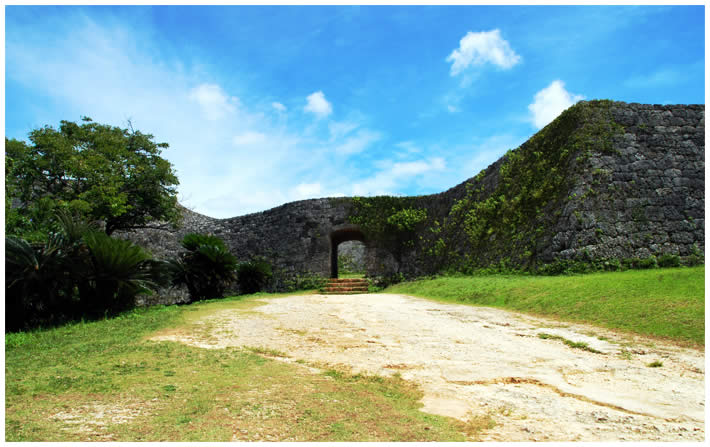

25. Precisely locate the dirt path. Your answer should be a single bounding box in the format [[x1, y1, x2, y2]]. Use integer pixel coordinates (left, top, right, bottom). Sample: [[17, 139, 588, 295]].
[[151, 293, 705, 441]]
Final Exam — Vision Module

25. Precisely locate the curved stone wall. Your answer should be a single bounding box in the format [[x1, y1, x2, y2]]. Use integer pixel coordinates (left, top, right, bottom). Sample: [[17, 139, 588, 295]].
[[119, 100, 704, 303]]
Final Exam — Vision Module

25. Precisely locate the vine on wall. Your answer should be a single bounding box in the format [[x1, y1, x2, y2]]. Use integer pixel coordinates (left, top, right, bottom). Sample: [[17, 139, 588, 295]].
[[345, 101, 626, 276], [437, 100, 625, 272], [347, 196, 428, 270]]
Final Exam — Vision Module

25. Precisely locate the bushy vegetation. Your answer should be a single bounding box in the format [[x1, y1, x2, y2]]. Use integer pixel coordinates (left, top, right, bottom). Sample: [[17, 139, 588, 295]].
[[170, 233, 239, 302], [343, 101, 647, 278], [5, 211, 170, 331], [237, 257, 273, 294], [4, 117, 185, 329], [347, 196, 428, 271], [283, 272, 327, 292], [435, 100, 625, 272]]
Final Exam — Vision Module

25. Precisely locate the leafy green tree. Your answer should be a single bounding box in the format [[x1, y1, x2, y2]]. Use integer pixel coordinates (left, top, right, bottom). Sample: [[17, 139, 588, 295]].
[[5, 117, 180, 237]]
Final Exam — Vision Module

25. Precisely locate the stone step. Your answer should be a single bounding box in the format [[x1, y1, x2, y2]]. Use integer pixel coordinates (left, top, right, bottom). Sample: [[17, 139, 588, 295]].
[[323, 286, 368, 292], [326, 282, 370, 287], [322, 292, 368, 295], [321, 279, 370, 294], [328, 278, 367, 284]]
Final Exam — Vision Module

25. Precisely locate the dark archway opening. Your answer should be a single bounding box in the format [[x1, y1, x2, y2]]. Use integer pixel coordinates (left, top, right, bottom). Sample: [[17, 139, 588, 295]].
[[329, 226, 366, 278]]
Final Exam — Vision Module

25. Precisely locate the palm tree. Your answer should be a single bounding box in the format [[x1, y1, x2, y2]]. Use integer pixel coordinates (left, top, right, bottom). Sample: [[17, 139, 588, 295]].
[[80, 231, 168, 317], [5, 233, 77, 330], [5, 210, 171, 329], [170, 233, 238, 302]]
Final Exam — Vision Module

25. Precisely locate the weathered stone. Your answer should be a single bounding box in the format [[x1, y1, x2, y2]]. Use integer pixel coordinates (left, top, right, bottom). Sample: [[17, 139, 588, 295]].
[[119, 101, 704, 304]]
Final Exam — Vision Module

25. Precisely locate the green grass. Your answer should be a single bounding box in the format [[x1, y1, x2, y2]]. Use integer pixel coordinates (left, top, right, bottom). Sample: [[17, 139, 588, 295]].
[[537, 333, 602, 354], [384, 266, 704, 347], [5, 292, 471, 442], [339, 272, 366, 279]]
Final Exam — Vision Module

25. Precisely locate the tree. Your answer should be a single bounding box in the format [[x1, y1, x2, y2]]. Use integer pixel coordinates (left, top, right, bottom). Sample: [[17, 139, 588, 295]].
[[5, 117, 180, 237]]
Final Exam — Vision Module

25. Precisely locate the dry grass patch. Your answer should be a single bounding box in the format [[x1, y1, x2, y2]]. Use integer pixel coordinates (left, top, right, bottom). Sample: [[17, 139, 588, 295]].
[[6, 293, 478, 442]]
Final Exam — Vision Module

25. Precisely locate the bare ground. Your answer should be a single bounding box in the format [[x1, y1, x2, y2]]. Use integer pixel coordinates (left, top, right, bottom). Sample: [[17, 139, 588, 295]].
[[150, 293, 705, 442]]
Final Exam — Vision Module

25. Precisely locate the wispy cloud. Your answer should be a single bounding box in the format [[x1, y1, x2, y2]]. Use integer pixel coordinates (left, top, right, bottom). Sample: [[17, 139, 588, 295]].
[[232, 131, 267, 146], [189, 83, 239, 121], [292, 182, 322, 200], [5, 14, 434, 218], [328, 120, 359, 141], [624, 64, 699, 89], [394, 141, 421, 158], [334, 129, 381, 156], [5, 16, 330, 217], [528, 80, 584, 129], [271, 101, 287, 112], [464, 134, 526, 177], [351, 157, 446, 196], [304, 91, 333, 118], [447, 29, 521, 76]]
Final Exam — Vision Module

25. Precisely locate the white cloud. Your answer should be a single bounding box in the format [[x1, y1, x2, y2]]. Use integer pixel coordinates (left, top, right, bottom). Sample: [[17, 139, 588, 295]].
[[624, 67, 688, 89], [4, 15, 456, 219], [391, 158, 445, 177], [528, 80, 585, 129], [292, 182, 322, 200], [351, 157, 446, 196], [232, 131, 267, 146], [4, 17, 337, 218], [334, 129, 381, 156], [188, 83, 238, 120], [446, 29, 521, 76], [271, 101, 286, 112], [304, 91, 332, 118], [328, 120, 359, 141], [394, 141, 421, 157], [464, 134, 526, 178]]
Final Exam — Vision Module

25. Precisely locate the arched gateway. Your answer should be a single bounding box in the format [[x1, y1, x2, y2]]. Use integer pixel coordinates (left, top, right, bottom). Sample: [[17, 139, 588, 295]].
[[118, 102, 704, 303], [329, 224, 366, 278]]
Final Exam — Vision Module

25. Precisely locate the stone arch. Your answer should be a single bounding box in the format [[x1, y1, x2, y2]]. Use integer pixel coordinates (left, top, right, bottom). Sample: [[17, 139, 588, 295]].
[[329, 224, 366, 278]]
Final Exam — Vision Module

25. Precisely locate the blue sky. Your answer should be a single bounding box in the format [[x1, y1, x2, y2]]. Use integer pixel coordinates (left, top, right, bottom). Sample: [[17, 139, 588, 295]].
[[5, 5, 706, 218]]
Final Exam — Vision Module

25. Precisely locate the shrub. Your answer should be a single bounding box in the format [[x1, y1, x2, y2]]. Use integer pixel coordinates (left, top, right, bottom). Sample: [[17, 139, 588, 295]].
[[5, 234, 77, 331], [657, 253, 681, 268], [622, 256, 658, 270], [180, 233, 227, 251], [283, 272, 327, 292], [371, 272, 406, 289], [170, 233, 238, 302], [80, 231, 166, 317], [600, 258, 622, 271], [637, 255, 658, 269], [237, 257, 273, 294], [4, 211, 165, 330], [684, 254, 703, 267]]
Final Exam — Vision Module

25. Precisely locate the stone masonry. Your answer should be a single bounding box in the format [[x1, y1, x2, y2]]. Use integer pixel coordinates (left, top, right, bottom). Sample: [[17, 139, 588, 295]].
[[119, 101, 704, 304]]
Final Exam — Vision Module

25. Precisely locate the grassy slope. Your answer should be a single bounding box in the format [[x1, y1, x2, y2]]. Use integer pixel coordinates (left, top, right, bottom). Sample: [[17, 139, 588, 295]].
[[5, 292, 472, 442], [384, 266, 704, 347]]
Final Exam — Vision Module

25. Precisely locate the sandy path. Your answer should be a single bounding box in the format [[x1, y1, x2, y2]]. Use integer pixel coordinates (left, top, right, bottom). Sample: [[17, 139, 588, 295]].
[[151, 293, 705, 441]]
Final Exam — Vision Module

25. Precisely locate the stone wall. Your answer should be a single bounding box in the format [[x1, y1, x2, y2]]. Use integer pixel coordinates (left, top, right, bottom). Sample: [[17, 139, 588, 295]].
[[120, 100, 704, 304], [338, 240, 367, 273], [549, 103, 704, 261]]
